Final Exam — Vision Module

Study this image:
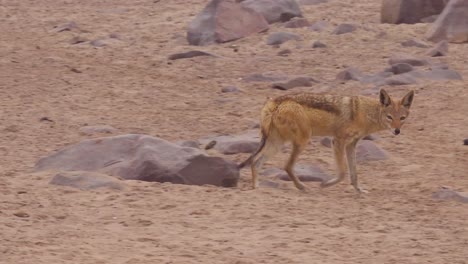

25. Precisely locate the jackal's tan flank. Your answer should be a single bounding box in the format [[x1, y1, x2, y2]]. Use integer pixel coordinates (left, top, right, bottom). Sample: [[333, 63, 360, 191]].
[[239, 89, 415, 193]]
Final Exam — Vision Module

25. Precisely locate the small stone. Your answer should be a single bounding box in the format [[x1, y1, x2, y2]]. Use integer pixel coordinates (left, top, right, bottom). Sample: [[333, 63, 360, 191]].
[[54, 21, 78, 32], [243, 72, 288, 82], [464, 139, 468, 145], [309, 20, 327, 32], [14, 212, 30, 218], [401, 39, 430, 48], [312, 40, 326, 48], [205, 140, 217, 150], [388, 53, 429, 66], [70, 36, 88, 45], [277, 49, 292, 56], [272, 76, 316, 90], [168, 50, 216, 60], [332, 23, 356, 35], [390, 63, 414, 74], [320, 137, 332, 148], [336, 67, 362, 81], [79, 125, 116, 136], [221, 86, 241, 93], [266, 32, 301, 45], [90, 39, 106, 47], [283, 18, 310, 28]]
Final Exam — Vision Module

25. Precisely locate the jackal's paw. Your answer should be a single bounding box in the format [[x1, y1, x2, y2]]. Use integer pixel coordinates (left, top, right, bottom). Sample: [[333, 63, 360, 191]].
[[355, 186, 369, 194], [295, 183, 308, 192]]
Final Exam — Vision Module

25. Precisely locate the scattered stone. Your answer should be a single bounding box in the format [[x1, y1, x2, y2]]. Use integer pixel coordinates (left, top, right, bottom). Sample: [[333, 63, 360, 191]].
[[381, 0, 447, 24], [70, 36, 88, 45], [266, 32, 301, 45], [168, 50, 216, 60], [272, 76, 316, 90], [332, 23, 357, 35], [309, 20, 327, 32], [262, 165, 331, 182], [109, 33, 121, 39], [432, 188, 468, 203], [415, 69, 462, 81], [312, 40, 326, 48], [54, 21, 78, 32], [320, 137, 332, 148], [360, 71, 393, 84], [13, 212, 30, 218], [79, 125, 117, 136], [426, 40, 448, 57], [464, 139, 468, 145], [427, 0, 468, 43], [380, 73, 419, 86], [187, 0, 269, 46], [243, 72, 288, 82], [336, 67, 362, 81], [284, 17, 310, 28], [297, 0, 327, 5], [390, 63, 414, 74], [221, 86, 241, 93], [388, 53, 430, 66], [401, 39, 430, 48], [90, 39, 106, 47], [199, 130, 260, 155], [205, 140, 217, 150], [241, 0, 303, 24], [277, 49, 292, 56], [34, 134, 239, 187], [50, 171, 126, 190]]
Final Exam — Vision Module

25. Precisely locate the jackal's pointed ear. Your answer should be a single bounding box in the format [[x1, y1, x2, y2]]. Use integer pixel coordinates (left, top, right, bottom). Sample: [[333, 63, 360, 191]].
[[400, 90, 414, 109], [379, 89, 392, 107]]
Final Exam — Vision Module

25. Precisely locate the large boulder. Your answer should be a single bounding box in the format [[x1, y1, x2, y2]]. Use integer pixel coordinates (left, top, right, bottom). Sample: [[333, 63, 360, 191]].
[[381, 0, 448, 24], [187, 0, 269, 46], [199, 130, 260, 155], [427, 0, 468, 43], [241, 0, 303, 24], [35, 134, 239, 187], [50, 171, 126, 191]]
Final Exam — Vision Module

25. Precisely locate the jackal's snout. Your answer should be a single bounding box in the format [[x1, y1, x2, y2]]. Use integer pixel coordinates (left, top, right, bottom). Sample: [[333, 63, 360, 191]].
[[393, 128, 400, 135]]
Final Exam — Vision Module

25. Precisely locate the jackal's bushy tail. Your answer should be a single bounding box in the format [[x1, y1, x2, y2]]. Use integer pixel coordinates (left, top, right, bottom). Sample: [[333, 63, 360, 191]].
[[238, 99, 277, 169]]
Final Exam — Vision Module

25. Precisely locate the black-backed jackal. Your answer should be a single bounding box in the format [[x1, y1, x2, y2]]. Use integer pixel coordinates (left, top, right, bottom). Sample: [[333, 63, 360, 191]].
[[239, 89, 415, 193]]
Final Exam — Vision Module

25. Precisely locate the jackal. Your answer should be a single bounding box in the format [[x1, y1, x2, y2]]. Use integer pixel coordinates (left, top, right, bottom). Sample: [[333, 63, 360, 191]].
[[239, 89, 414, 193]]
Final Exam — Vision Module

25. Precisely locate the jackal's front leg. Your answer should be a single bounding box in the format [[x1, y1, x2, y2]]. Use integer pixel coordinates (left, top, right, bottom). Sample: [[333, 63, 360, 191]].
[[321, 138, 347, 188], [345, 139, 368, 193]]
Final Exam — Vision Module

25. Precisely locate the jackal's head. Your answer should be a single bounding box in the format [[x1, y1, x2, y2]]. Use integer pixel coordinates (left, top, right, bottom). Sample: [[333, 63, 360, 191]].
[[379, 89, 414, 135]]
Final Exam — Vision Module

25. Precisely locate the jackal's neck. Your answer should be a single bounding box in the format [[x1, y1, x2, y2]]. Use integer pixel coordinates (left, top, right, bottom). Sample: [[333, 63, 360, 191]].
[[360, 97, 387, 133]]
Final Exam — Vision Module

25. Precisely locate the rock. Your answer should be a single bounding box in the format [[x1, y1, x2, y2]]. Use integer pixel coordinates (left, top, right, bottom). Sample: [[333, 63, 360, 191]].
[[54, 21, 78, 32], [332, 23, 357, 35], [243, 72, 288, 82], [297, 0, 327, 5], [200, 130, 260, 155], [432, 188, 468, 203], [79, 125, 117, 136], [360, 71, 393, 84], [221, 86, 241, 93], [240, 0, 303, 24], [401, 39, 430, 48], [320, 138, 388, 162], [312, 40, 326, 48], [309, 20, 327, 32], [70, 36, 88, 45], [283, 17, 310, 28], [381, 0, 447, 24], [427, 0, 468, 43], [266, 32, 301, 45], [277, 49, 292, 56], [380, 74, 419, 86], [34, 134, 239, 187], [13, 212, 30, 218], [426, 40, 448, 57], [50, 171, 126, 190], [176, 140, 200, 148], [336, 67, 362, 81], [389, 63, 414, 74], [272, 76, 316, 90], [262, 165, 331, 182], [187, 0, 269, 46], [415, 69, 462, 81], [355, 140, 388, 162], [388, 53, 430, 66], [168, 50, 217, 60], [90, 39, 106, 47], [464, 139, 468, 145]]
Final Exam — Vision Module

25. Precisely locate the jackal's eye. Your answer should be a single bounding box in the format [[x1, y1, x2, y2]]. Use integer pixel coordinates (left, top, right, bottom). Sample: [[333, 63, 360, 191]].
[[400, 116, 406, 121], [386, 115, 393, 120]]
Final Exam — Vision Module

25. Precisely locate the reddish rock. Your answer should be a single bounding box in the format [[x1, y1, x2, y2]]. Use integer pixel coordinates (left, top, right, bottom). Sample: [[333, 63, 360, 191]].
[[241, 0, 303, 24], [427, 0, 468, 43], [35, 134, 239, 187], [187, 0, 269, 46], [381, 0, 448, 24]]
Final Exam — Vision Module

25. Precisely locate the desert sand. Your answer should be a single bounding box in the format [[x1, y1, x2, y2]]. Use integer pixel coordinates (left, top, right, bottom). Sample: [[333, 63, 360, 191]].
[[1, 0, 468, 263]]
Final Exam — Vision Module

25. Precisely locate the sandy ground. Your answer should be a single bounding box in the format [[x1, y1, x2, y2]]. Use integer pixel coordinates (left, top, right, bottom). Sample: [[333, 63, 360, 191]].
[[1, 0, 468, 263]]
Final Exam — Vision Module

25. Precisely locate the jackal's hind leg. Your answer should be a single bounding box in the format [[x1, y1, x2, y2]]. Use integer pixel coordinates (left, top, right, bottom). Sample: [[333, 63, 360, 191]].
[[285, 143, 307, 191], [321, 138, 347, 188], [250, 139, 281, 189]]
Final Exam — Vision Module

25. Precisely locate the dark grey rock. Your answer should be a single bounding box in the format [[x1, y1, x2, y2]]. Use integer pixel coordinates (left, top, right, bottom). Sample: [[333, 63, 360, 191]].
[[272, 76, 316, 90], [199, 130, 260, 155], [432, 188, 468, 203], [332, 23, 357, 35], [336, 67, 362, 81], [283, 17, 310, 28], [168, 50, 216, 60], [388, 53, 430, 66], [312, 40, 326, 48], [266, 32, 301, 45], [262, 165, 331, 182], [390, 63, 414, 74], [241, 0, 303, 24], [309, 20, 327, 32], [221, 86, 241, 93], [401, 39, 430, 48]]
